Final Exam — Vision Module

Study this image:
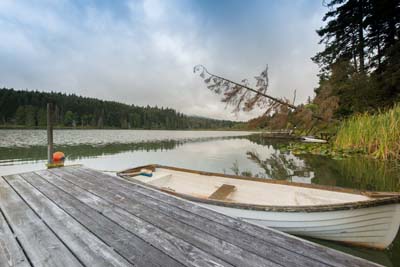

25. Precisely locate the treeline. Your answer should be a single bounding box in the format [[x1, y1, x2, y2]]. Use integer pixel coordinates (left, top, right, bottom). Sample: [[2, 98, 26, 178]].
[[0, 88, 237, 129], [246, 0, 399, 133], [312, 0, 400, 116]]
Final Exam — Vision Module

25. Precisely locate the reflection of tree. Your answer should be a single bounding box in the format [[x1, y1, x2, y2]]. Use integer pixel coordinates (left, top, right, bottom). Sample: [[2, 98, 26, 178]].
[[246, 151, 311, 180], [0, 135, 249, 162], [243, 134, 292, 149], [244, 134, 400, 191], [247, 148, 400, 191], [229, 160, 263, 177], [0, 140, 181, 162], [245, 149, 400, 192], [300, 154, 400, 192]]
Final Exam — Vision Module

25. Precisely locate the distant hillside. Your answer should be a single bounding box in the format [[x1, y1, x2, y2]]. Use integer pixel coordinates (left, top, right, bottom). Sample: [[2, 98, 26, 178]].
[[0, 88, 238, 129]]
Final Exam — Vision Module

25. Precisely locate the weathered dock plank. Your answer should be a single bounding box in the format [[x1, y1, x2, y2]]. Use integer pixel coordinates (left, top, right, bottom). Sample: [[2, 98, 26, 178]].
[[0, 176, 83, 267], [0, 166, 382, 267], [46, 168, 281, 267], [3, 174, 132, 267], [0, 207, 30, 267], [72, 166, 382, 267], [54, 167, 323, 267], [22, 171, 230, 267], [18, 172, 182, 267]]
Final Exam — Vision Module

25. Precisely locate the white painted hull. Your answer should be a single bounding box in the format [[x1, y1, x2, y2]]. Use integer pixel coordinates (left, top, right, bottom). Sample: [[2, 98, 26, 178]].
[[301, 136, 327, 143], [200, 202, 400, 249], [119, 164, 400, 249]]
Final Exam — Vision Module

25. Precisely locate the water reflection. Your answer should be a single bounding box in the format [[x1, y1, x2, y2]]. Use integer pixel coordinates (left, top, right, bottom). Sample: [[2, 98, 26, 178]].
[[245, 134, 400, 192], [0, 129, 253, 147], [241, 135, 400, 267], [0, 140, 182, 164], [0, 131, 399, 266], [245, 149, 400, 192], [1, 133, 399, 193], [305, 236, 396, 267], [246, 151, 312, 181], [0, 136, 247, 164], [303, 155, 400, 192]]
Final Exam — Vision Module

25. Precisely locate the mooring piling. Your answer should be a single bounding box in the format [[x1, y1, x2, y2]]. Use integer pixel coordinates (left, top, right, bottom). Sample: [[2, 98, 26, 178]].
[[47, 103, 54, 166]]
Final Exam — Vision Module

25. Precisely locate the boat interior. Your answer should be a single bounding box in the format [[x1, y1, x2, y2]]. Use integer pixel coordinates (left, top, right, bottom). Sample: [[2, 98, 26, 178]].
[[122, 166, 373, 206]]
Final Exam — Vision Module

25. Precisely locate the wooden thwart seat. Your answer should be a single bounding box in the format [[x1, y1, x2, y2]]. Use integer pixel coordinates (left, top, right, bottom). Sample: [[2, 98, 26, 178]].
[[209, 184, 236, 200]]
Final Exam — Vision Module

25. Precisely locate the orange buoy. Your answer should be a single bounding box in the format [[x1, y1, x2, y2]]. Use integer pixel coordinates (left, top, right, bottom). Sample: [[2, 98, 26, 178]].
[[53, 151, 65, 162]]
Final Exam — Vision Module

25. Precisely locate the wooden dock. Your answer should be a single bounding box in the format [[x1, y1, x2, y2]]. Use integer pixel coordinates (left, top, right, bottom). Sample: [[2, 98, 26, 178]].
[[0, 166, 380, 267]]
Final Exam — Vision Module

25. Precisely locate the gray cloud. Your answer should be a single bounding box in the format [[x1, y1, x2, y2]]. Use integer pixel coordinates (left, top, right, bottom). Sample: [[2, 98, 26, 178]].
[[0, 0, 326, 121]]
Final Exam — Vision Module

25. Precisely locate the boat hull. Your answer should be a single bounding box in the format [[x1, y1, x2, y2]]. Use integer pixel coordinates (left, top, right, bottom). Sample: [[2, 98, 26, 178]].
[[200, 202, 400, 249], [118, 164, 400, 249], [301, 136, 328, 143]]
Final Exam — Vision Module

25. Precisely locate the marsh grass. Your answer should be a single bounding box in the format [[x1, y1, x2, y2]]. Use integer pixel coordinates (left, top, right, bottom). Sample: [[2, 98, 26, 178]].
[[334, 104, 400, 160]]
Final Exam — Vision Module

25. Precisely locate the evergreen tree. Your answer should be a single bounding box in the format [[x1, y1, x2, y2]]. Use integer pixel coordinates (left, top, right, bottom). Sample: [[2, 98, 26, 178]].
[[15, 106, 26, 125], [313, 0, 400, 115], [0, 88, 237, 129]]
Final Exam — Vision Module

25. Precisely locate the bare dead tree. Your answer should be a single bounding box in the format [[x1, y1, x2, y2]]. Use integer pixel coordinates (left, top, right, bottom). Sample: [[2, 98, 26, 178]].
[[194, 64, 325, 123], [193, 65, 295, 117]]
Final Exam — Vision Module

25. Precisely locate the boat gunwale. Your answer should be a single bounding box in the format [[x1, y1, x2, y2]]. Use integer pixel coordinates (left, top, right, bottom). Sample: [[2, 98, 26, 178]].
[[117, 164, 400, 213]]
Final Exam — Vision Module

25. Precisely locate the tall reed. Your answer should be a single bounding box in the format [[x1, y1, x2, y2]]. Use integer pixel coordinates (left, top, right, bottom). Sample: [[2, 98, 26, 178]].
[[334, 104, 400, 160]]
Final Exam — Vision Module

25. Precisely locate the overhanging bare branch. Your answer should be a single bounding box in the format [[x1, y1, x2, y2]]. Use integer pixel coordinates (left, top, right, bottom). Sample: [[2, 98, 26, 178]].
[[194, 64, 325, 121], [194, 64, 297, 110]]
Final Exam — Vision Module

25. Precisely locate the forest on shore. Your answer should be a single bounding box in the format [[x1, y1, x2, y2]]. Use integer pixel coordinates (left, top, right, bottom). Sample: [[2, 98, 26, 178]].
[[289, 0, 400, 159], [195, 0, 399, 133], [0, 88, 238, 130], [311, 0, 399, 116], [283, 0, 400, 160], [191, 0, 399, 159], [247, 0, 400, 132]]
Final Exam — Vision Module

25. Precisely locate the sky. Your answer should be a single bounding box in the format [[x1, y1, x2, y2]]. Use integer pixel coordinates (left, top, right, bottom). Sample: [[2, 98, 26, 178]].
[[0, 0, 327, 121]]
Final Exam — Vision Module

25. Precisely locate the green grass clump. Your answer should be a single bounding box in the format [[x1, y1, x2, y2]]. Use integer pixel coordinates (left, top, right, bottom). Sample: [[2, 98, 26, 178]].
[[334, 104, 400, 160]]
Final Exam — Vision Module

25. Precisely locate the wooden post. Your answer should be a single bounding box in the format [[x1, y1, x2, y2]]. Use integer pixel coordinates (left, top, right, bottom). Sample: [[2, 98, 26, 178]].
[[47, 103, 53, 166]]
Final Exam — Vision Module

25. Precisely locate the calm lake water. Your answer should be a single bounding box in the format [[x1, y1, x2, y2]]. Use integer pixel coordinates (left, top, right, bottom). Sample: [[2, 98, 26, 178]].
[[0, 129, 399, 266]]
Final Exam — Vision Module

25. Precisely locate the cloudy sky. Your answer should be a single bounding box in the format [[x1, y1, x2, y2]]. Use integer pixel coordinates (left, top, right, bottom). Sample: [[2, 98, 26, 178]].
[[0, 0, 327, 120]]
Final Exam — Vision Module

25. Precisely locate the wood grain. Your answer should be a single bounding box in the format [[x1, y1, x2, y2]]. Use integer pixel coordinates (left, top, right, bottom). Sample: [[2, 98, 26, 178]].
[[78, 166, 382, 267], [45, 168, 281, 267], [31, 170, 233, 267], [208, 184, 235, 200], [0, 166, 382, 267], [3, 174, 132, 267], [118, 164, 400, 212], [0, 202, 30, 267], [0, 176, 83, 267], [55, 168, 307, 267], [19, 171, 181, 267]]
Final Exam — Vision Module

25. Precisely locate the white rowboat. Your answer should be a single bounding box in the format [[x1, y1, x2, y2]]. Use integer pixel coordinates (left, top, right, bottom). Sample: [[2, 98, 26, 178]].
[[118, 164, 400, 249], [300, 136, 328, 143]]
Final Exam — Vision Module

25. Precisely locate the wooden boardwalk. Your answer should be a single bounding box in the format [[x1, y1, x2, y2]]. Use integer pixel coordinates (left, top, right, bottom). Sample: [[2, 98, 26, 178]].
[[0, 166, 380, 267]]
